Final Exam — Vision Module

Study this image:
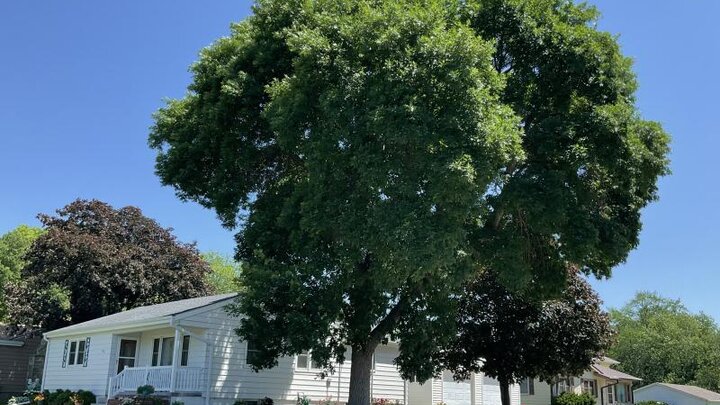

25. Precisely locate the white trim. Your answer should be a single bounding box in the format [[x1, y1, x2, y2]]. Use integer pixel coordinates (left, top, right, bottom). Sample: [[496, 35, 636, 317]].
[[0, 339, 24, 347], [44, 318, 171, 338]]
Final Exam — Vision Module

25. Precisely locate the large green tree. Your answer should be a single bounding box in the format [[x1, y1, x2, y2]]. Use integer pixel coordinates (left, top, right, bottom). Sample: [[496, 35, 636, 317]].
[[609, 292, 720, 391], [0, 225, 43, 321], [445, 268, 613, 405], [7, 199, 212, 332], [149, 1, 670, 403]]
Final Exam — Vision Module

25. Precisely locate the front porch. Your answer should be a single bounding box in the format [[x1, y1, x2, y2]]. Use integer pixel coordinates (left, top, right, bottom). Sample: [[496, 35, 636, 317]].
[[108, 366, 206, 397], [106, 324, 212, 402]]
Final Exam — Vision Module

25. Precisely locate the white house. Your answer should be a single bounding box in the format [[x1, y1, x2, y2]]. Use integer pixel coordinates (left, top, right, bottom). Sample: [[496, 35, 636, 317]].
[[634, 383, 720, 405], [41, 294, 520, 405], [519, 358, 641, 405]]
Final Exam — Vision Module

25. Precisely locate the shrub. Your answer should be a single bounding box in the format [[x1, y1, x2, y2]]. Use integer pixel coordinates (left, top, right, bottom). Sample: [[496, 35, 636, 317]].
[[551, 392, 595, 405], [136, 386, 155, 397], [260, 398, 273, 405], [636, 402, 669, 405]]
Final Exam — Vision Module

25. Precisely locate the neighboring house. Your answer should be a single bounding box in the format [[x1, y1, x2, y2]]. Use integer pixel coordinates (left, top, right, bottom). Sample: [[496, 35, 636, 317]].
[[0, 326, 45, 403], [408, 370, 521, 405], [634, 383, 720, 405], [520, 358, 641, 405]]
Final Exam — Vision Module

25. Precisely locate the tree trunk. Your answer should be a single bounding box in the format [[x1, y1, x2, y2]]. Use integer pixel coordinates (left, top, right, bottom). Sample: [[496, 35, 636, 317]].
[[347, 344, 375, 405], [499, 377, 512, 405]]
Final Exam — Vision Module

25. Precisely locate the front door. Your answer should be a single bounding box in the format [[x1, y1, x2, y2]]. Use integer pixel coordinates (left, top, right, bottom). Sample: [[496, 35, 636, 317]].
[[117, 338, 138, 374]]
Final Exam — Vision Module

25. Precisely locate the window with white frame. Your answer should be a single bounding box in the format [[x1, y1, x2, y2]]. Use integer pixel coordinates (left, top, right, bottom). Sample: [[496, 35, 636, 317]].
[[295, 350, 321, 371], [552, 377, 574, 397], [581, 379, 597, 397], [66, 339, 86, 366], [151, 335, 190, 366], [246, 339, 261, 365]]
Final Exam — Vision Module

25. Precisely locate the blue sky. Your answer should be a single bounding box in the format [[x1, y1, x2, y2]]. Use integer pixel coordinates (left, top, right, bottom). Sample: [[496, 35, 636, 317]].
[[0, 2, 716, 318]]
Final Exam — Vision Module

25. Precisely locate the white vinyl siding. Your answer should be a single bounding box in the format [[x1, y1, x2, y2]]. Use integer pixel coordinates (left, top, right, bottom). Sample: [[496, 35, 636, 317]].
[[177, 304, 406, 405], [43, 333, 112, 395]]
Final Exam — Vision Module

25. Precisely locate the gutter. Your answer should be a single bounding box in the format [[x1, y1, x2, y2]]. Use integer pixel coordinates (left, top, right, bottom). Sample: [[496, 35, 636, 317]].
[[44, 318, 171, 338], [0, 339, 24, 347], [600, 380, 619, 405]]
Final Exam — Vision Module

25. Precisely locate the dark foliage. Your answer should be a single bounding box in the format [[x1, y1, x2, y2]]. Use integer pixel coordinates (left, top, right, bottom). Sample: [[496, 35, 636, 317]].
[[7, 199, 211, 332], [445, 268, 613, 405]]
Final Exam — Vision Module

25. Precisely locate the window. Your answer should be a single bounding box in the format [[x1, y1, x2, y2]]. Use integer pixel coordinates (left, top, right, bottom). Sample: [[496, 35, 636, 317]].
[[151, 336, 190, 367], [118, 339, 137, 373], [181, 336, 190, 366], [68, 341, 77, 365], [246, 339, 261, 365], [295, 351, 321, 371], [520, 378, 535, 395], [616, 384, 628, 403], [552, 377, 575, 397], [66, 339, 87, 366], [606, 385, 615, 404], [581, 379, 597, 397]]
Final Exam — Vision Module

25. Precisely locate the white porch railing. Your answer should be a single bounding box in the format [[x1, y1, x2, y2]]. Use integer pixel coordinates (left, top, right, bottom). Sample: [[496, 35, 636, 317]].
[[108, 366, 206, 397]]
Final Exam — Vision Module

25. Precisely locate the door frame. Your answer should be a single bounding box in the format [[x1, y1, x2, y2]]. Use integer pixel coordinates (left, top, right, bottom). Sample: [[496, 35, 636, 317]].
[[116, 337, 139, 374]]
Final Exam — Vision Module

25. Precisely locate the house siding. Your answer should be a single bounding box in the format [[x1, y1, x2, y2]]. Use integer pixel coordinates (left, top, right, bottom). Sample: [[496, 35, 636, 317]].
[[43, 332, 113, 397], [0, 337, 43, 402], [178, 304, 407, 405]]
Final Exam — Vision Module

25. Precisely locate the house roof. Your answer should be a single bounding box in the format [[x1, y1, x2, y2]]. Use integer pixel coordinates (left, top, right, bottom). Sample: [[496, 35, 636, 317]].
[[636, 383, 720, 402], [590, 364, 642, 381], [44, 293, 237, 338]]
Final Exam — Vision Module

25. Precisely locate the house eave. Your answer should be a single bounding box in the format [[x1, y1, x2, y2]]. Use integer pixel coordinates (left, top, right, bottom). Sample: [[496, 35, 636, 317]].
[[44, 317, 172, 339], [0, 339, 25, 347]]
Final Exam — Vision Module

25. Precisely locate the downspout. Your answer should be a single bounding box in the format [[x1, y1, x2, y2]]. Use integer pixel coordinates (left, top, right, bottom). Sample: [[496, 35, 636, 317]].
[[601, 380, 619, 405]]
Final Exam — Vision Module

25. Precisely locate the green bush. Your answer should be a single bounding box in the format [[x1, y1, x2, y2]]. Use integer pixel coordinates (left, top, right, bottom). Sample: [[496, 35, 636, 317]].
[[37, 389, 95, 405], [136, 386, 155, 397], [551, 392, 595, 405], [72, 391, 96, 405], [636, 402, 669, 405]]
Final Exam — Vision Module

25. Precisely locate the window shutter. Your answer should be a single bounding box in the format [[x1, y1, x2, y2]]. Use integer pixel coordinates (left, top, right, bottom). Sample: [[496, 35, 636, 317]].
[[83, 337, 91, 367], [529, 378, 535, 395], [61, 340, 69, 368]]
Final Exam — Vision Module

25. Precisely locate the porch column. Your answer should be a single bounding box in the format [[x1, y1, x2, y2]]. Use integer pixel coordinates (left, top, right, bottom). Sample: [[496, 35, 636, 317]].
[[169, 327, 182, 393]]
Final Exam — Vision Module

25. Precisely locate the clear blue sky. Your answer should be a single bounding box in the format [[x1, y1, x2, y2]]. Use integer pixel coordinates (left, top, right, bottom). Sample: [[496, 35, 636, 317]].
[[1, 2, 716, 318]]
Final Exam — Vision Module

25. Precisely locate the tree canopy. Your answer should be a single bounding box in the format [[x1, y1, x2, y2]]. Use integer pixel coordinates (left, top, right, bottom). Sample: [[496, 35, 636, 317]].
[[7, 199, 212, 332], [609, 292, 720, 391], [148, 0, 670, 403], [0, 225, 43, 321], [445, 268, 613, 405], [203, 252, 242, 294]]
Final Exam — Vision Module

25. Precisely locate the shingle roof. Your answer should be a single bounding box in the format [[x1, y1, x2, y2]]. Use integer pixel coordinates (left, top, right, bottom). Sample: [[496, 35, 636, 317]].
[[590, 364, 642, 381], [641, 383, 720, 402], [45, 293, 237, 337]]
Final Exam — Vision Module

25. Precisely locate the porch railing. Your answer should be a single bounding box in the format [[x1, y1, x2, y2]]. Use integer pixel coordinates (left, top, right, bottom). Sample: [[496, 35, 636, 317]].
[[108, 366, 206, 397]]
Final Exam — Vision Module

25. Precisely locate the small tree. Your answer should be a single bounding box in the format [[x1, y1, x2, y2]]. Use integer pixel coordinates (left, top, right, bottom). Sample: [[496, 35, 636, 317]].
[[445, 268, 614, 405], [7, 199, 211, 331]]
